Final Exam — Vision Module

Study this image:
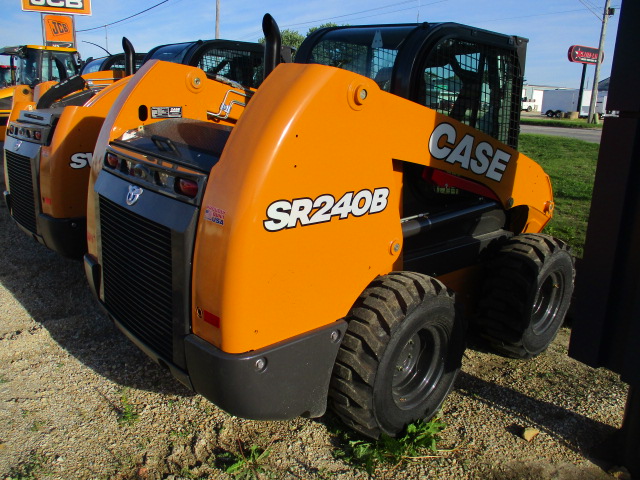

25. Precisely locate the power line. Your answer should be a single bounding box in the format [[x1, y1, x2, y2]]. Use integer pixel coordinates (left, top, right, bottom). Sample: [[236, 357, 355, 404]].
[[240, 0, 442, 40], [283, 0, 440, 28], [576, 0, 603, 21], [84, 0, 185, 33], [581, 0, 600, 9], [470, 7, 598, 24], [77, 0, 170, 32]]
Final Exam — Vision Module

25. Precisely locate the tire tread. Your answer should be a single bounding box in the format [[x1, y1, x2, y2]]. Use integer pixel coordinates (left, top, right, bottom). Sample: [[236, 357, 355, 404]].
[[329, 272, 454, 438], [474, 233, 575, 358]]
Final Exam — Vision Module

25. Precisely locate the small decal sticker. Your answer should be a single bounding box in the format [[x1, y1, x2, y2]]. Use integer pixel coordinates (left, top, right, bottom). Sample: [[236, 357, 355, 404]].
[[264, 188, 389, 232], [151, 106, 183, 119], [205, 205, 226, 225]]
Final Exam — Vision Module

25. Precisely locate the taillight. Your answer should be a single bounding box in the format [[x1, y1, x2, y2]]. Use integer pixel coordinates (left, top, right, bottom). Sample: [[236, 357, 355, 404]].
[[203, 310, 220, 328], [176, 178, 198, 198], [34, 131, 42, 141], [105, 152, 119, 168]]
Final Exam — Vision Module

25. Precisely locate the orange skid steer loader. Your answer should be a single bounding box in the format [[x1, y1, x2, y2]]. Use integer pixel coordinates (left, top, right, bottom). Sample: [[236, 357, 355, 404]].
[[3, 36, 289, 257], [84, 17, 575, 438]]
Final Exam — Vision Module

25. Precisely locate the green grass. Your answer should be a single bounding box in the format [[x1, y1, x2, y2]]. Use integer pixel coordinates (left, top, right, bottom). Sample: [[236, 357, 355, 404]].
[[519, 134, 599, 257], [520, 116, 603, 129]]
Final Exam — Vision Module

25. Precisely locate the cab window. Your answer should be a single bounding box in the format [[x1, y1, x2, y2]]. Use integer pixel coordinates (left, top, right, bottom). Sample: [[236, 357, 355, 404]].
[[305, 26, 414, 91], [418, 38, 520, 146], [194, 47, 264, 88]]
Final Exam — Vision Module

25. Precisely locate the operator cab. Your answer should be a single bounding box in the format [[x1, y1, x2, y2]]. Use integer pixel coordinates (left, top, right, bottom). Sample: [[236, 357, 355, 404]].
[[0, 45, 81, 87], [81, 53, 147, 75], [144, 40, 294, 89], [297, 24, 525, 148], [297, 24, 528, 276]]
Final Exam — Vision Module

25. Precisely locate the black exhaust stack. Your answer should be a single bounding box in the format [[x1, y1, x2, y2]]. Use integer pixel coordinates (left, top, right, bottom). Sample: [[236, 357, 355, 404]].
[[123, 37, 136, 76], [262, 14, 281, 80]]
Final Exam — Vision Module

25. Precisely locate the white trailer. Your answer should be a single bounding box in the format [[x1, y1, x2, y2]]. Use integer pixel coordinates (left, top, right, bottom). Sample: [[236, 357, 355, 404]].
[[521, 86, 544, 112], [541, 89, 607, 118]]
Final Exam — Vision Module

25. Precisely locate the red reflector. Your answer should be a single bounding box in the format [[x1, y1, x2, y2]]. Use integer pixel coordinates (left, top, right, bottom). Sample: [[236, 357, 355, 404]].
[[34, 131, 42, 140], [203, 310, 220, 328], [43, 197, 52, 205], [177, 178, 198, 198], [105, 152, 119, 168]]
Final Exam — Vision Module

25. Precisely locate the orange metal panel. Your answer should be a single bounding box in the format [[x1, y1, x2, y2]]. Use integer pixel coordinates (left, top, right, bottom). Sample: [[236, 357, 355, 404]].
[[189, 63, 553, 353]]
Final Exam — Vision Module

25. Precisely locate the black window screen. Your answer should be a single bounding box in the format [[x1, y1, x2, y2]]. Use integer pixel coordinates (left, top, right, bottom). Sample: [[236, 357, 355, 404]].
[[195, 48, 264, 89], [147, 42, 193, 64], [81, 58, 105, 74], [108, 54, 146, 72], [306, 26, 414, 91], [420, 39, 520, 147]]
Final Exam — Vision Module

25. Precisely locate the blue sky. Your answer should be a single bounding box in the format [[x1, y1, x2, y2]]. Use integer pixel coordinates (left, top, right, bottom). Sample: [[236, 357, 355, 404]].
[[1, 0, 621, 89]]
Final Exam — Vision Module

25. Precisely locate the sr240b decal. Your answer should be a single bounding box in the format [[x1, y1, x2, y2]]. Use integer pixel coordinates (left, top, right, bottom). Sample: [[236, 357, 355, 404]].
[[264, 188, 389, 232]]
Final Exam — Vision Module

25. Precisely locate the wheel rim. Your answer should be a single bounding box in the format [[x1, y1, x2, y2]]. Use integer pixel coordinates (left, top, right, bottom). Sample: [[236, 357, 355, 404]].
[[532, 270, 565, 335], [391, 324, 446, 410]]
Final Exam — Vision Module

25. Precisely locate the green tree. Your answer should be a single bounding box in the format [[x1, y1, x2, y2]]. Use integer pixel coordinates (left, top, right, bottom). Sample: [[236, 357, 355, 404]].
[[258, 23, 347, 53], [306, 22, 341, 36], [259, 28, 305, 50]]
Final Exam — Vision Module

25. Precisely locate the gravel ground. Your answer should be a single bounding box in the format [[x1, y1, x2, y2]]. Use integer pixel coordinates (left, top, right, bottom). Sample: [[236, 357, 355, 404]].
[[0, 157, 631, 480]]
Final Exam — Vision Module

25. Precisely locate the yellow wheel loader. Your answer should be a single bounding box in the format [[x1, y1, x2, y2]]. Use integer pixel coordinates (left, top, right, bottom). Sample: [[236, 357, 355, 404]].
[[0, 44, 81, 141], [83, 17, 575, 438], [3, 37, 290, 257]]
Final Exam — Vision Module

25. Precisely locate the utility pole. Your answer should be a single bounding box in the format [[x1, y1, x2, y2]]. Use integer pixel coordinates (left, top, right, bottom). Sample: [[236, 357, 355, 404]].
[[215, 0, 220, 39], [588, 0, 613, 124]]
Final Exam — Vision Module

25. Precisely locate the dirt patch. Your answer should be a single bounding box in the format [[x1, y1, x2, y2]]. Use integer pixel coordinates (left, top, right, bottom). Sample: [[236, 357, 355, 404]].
[[0, 159, 629, 479]]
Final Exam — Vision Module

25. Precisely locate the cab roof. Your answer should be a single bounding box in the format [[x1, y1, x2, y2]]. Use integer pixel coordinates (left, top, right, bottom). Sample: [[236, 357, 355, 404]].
[[0, 45, 78, 56]]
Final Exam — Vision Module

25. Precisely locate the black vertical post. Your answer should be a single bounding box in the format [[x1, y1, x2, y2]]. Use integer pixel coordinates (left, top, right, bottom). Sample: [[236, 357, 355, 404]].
[[576, 63, 587, 116], [622, 387, 640, 474], [568, 0, 640, 475]]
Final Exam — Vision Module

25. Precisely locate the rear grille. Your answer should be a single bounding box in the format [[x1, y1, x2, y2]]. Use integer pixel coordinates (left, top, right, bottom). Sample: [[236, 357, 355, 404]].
[[100, 196, 174, 360], [5, 151, 37, 234]]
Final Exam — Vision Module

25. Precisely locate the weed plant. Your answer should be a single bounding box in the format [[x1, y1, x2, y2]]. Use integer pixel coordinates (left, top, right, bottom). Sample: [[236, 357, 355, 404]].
[[333, 418, 447, 474]]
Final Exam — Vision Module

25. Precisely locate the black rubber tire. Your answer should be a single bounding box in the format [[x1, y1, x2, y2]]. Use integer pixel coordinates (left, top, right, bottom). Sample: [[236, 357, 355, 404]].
[[329, 272, 465, 439], [545, 110, 554, 117], [474, 233, 575, 359]]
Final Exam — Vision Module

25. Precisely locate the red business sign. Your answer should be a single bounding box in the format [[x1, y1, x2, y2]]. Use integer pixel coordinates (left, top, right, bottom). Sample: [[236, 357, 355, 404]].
[[568, 45, 602, 64]]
